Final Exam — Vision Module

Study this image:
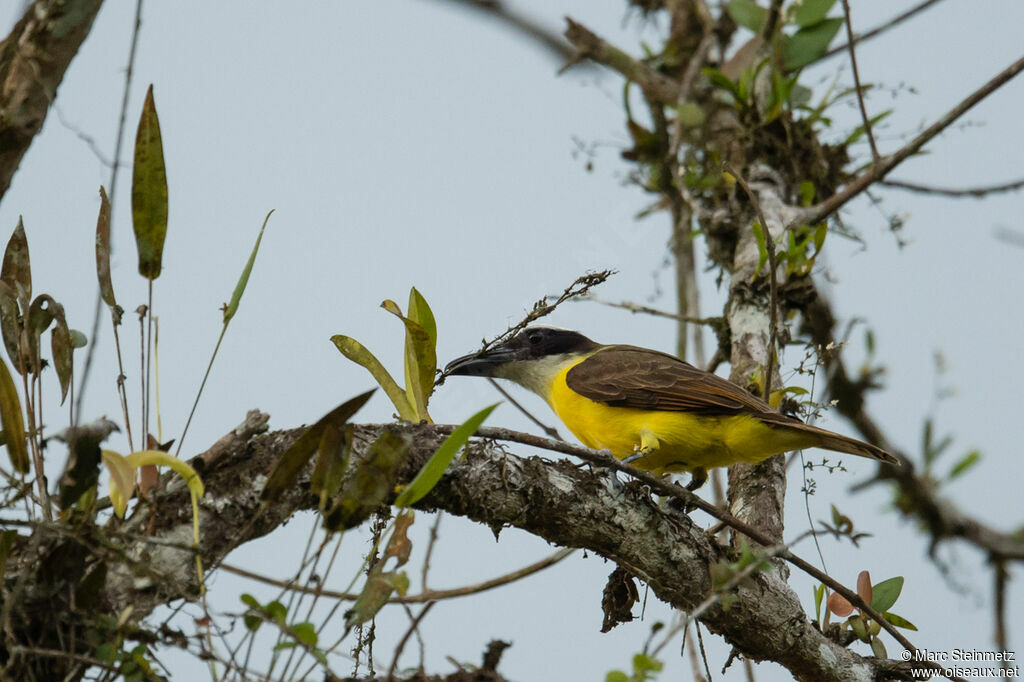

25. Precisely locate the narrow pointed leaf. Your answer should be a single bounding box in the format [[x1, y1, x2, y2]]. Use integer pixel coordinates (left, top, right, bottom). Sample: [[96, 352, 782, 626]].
[[2, 218, 31, 305], [95, 187, 116, 306], [882, 612, 917, 631], [394, 403, 498, 508], [869, 576, 903, 613], [224, 210, 272, 323], [310, 423, 352, 507], [331, 335, 415, 421], [0, 357, 27, 473], [0, 282, 18, 372], [261, 390, 374, 501], [51, 313, 73, 404], [131, 85, 169, 279]]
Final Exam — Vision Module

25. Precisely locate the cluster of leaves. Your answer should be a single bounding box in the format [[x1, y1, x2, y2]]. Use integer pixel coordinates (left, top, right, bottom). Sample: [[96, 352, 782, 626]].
[[332, 288, 437, 423], [254, 288, 498, 656], [240, 593, 327, 665], [728, 0, 845, 71], [814, 570, 916, 658]]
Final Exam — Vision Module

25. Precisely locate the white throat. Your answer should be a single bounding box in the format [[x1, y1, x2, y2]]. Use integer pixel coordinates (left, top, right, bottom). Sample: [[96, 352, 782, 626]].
[[492, 353, 581, 399]]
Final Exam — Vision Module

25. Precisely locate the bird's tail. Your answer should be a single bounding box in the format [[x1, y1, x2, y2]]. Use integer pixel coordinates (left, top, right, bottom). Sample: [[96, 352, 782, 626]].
[[801, 423, 898, 465]]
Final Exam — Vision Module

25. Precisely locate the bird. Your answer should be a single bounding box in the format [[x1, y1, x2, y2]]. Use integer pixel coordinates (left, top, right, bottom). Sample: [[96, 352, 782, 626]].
[[444, 326, 897, 489]]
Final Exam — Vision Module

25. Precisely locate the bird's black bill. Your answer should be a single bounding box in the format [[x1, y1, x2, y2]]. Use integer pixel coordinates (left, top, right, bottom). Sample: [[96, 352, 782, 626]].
[[443, 346, 520, 377]]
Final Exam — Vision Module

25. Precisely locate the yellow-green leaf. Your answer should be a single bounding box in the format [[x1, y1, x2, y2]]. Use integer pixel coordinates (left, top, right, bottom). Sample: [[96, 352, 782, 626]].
[[345, 570, 409, 629], [224, 210, 272, 323], [262, 390, 374, 501], [131, 85, 169, 279], [95, 186, 116, 306], [0, 356, 27, 473], [407, 288, 436, 347], [394, 403, 498, 508], [101, 449, 135, 518], [331, 336, 415, 421], [381, 300, 435, 423]]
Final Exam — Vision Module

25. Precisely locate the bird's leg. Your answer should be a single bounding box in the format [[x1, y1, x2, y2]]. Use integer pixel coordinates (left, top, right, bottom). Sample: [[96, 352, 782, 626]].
[[685, 467, 708, 491], [622, 430, 660, 466]]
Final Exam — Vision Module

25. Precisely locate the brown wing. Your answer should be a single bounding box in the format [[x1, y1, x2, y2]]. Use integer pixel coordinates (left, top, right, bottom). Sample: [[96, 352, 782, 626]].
[[567, 345, 796, 422]]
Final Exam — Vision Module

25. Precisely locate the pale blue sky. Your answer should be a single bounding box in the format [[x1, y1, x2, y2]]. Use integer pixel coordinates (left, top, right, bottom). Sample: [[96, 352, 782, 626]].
[[3, 1, 1022, 679]]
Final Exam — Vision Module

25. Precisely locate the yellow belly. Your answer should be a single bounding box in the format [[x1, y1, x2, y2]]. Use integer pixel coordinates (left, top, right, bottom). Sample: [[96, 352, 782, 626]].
[[545, 365, 812, 474]]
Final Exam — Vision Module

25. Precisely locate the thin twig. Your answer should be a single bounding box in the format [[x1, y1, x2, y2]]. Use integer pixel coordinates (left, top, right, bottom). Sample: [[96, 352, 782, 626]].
[[388, 602, 435, 681], [822, 0, 946, 61], [993, 558, 1008, 659], [220, 547, 576, 604], [75, 0, 145, 423], [432, 0, 577, 63], [880, 176, 1024, 198], [487, 378, 562, 440], [799, 52, 1024, 227], [584, 295, 716, 325], [839, 0, 880, 162]]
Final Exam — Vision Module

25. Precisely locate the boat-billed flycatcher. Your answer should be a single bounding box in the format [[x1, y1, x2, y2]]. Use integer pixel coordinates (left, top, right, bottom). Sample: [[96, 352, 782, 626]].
[[445, 327, 897, 487]]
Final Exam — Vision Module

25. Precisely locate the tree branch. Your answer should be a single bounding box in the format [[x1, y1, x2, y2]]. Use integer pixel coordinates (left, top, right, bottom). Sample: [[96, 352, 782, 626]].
[[798, 52, 1024, 227], [0, 0, 104, 201]]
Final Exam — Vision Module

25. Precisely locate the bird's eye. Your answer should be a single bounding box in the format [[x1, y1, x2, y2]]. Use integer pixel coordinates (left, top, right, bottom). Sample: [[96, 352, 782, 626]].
[[527, 330, 543, 345]]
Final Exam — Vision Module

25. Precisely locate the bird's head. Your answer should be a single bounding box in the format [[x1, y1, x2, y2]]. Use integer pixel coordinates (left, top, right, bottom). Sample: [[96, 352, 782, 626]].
[[444, 326, 600, 396]]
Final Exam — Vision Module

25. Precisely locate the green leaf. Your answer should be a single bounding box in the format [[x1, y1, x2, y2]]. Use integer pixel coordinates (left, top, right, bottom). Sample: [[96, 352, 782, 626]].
[[727, 0, 767, 32], [407, 288, 436, 348], [240, 593, 260, 608], [291, 622, 318, 647], [243, 614, 261, 631], [751, 221, 769, 278], [265, 600, 287, 626], [331, 335, 416, 421], [394, 403, 499, 507], [381, 299, 435, 423], [261, 390, 374, 501], [702, 68, 741, 99], [224, 210, 272, 324], [51, 311, 73, 404], [95, 186, 116, 307], [323, 431, 410, 531], [845, 109, 892, 146], [813, 583, 826, 622], [131, 85, 169, 279], [605, 673, 629, 682], [948, 449, 980, 480], [870, 636, 887, 659], [345, 570, 409, 629], [781, 18, 844, 70], [882, 611, 918, 631], [789, 0, 838, 27], [310, 423, 352, 508], [0, 356, 28, 473], [870, 576, 903, 613]]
